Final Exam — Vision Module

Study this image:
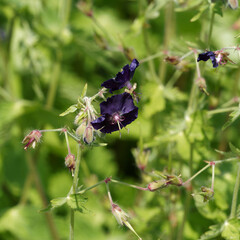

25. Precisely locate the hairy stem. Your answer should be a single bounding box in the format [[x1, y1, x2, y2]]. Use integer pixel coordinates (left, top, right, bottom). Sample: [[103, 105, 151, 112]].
[[70, 144, 82, 240], [230, 163, 240, 219]]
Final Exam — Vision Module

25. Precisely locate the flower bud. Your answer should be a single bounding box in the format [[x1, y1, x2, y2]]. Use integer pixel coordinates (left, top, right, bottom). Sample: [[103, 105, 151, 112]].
[[22, 130, 42, 150], [200, 186, 214, 202], [76, 121, 87, 136], [147, 179, 168, 192], [166, 175, 183, 186], [132, 148, 150, 171], [83, 126, 94, 144], [196, 77, 209, 95], [111, 203, 142, 240], [65, 154, 76, 173]]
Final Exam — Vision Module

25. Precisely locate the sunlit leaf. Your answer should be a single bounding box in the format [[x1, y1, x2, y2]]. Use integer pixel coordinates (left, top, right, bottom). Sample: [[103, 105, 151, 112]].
[[59, 104, 78, 116]]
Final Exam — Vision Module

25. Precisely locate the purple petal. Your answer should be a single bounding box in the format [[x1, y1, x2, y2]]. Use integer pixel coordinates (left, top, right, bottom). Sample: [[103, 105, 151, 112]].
[[100, 93, 136, 115], [91, 93, 138, 134], [101, 59, 139, 92], [197, 51, 218, 68]]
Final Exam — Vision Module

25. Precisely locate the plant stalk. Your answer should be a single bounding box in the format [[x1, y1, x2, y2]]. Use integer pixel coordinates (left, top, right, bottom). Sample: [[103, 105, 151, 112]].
[[229, 163, 240, 219]]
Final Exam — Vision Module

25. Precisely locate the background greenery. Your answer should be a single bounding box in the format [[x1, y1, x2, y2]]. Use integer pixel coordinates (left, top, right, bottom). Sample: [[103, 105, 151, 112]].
[[1, 0, 240, 239]]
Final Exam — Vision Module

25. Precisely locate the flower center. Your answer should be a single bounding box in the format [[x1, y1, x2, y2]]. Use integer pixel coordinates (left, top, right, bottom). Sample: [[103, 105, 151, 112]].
[[110, 112, 125, 125]]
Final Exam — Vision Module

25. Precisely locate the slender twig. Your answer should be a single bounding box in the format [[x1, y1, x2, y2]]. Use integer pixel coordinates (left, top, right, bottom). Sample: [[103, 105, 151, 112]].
[[111, 179, 148, 191], [64, 131, 71, 154], [78, 180, 105, 194], [106, 183, 113, 205], [183, 164, 210, 186], [207, 107, 238, 117]]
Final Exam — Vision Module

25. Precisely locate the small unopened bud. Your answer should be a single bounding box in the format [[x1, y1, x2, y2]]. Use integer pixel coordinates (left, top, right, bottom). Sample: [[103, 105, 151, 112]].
[[200, 186, 214, 202], [228, 0, 238, 9], [147, 179, 168, 191], [76, 121, 87, 136], [132, 148, 150, 171], [83, 125, 94, 144], [65, 154, 76, 174], [164, 56, 180, 65], [22, 130, 42, 150], [111, 203, 142, 240], [166, 175, 183, 186], [196, 77, 209, 96]]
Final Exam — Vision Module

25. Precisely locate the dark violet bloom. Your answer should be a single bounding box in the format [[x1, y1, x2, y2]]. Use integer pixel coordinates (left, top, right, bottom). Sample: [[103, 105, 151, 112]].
[[91, 92, 138, 133], [101, 59, 139, 93], [197, 51, 218, 68]]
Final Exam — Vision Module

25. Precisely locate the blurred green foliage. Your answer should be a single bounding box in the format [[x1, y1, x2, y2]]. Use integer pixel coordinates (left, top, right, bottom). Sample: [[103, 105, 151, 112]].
[[1, 0, 240, 239]]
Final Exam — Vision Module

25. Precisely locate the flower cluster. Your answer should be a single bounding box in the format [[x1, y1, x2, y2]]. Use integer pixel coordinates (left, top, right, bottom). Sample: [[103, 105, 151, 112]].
[[91, 59, 139, 134]]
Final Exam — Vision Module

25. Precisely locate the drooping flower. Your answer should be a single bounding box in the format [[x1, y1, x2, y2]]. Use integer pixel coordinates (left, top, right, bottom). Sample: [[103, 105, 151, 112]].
[[91, 92, 138, 133], [22, 130, 42, 150], [197, 51, 218, 68], [101, 59, 139, 93]]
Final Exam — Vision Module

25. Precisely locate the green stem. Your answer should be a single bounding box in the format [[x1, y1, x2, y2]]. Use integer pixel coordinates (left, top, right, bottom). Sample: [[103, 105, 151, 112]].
[[211, 164, 215, 191], [183, 164, 210, 186], [46, 51, 62, 110], [111, 179, 148, 191], [78, 180, 105, 194], [140, 52, 164, 63], [3, 15, 16, 95], [207, 107, 237, 117], [106, 183, 113, 205], [177, 143, 194, 240], [166, 70, 182, 88], [64, 131, 71, 154], [207, 4, 215, 49], [142, 25, 158, 82], [159, 0, 174, 84], [187, 54, 199, 115], [229, 163, 240, 219], [70, 144, 81, 240]]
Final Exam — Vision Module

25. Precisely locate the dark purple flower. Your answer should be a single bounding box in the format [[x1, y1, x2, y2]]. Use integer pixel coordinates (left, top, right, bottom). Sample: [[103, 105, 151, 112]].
[[91, 92, 138, 133], [197, 51, 218, 68], [101, 59, 139, 93]]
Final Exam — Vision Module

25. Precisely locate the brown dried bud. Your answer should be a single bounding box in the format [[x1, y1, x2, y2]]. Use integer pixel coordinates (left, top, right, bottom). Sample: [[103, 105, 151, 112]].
[[164, 56, 180, 65]]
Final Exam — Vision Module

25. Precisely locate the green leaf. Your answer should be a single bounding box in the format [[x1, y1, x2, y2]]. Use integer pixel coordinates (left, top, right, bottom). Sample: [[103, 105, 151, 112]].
[[145, 0, 168, 20], [59, 104, 78, 116], [190, 5, 208, 22], [66, 194, 89, 213], [40, 197, 67, 212], [81, 83, 88, 98], [229, 143, 240, 155], [222, 106, 240, 130], [200, 223, 222, 239], [221, 219, 240, 240]]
